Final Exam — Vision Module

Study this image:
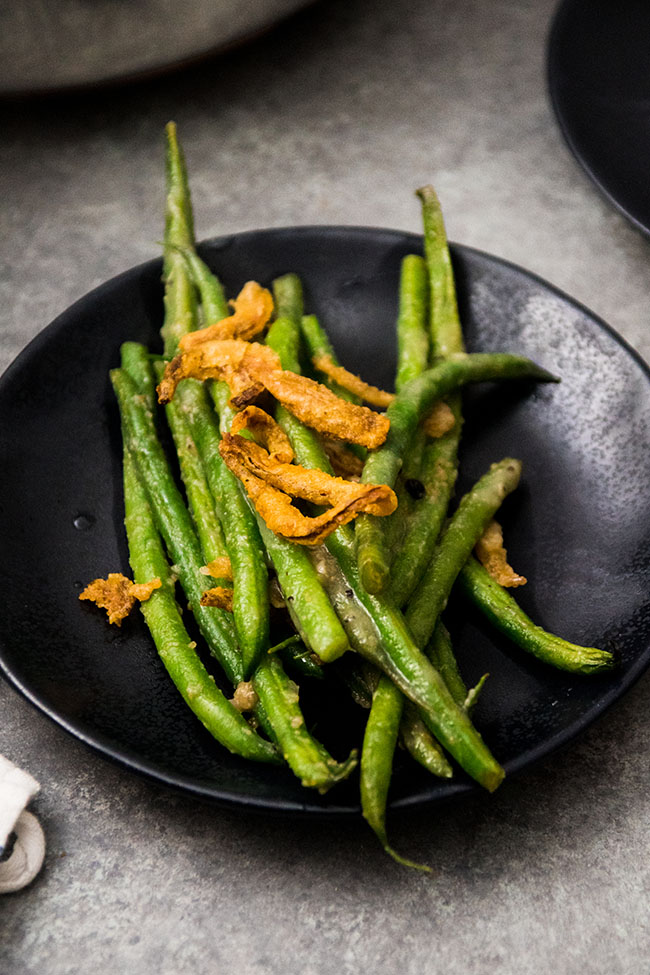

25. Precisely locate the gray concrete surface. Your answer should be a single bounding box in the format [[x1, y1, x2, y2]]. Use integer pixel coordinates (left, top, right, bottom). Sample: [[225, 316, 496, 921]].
[[1, 1, 649, 972]]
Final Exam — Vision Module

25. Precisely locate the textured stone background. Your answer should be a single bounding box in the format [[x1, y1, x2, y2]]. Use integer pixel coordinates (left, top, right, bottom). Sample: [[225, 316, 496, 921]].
[[2, 1, 649, 972]]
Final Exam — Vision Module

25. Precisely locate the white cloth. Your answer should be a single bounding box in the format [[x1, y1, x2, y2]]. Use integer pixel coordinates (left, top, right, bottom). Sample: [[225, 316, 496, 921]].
[[0, 754, 45, 893]]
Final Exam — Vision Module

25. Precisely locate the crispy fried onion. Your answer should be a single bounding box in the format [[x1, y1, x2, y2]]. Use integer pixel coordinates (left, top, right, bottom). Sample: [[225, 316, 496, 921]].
[[230, 405, 294, 463], [321, 437, 364, 479], [179, 281, 274, 350], [475, 519, 527, 588], [199, 557, 233, 581], [79, 572, 161, 625], [312, 353, 455, 439], [312, 353, 393, 408], [219, 432, 396, 545], [157, 338, 279, 404], [158, 340, 389, 449], [200, 586, 234, 611], [254, 369, 389, 448]]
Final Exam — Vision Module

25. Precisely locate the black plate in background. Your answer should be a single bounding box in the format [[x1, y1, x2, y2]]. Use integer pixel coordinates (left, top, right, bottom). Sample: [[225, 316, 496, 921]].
[[1, 227, 649, 815], [548, 0, 650, 236]]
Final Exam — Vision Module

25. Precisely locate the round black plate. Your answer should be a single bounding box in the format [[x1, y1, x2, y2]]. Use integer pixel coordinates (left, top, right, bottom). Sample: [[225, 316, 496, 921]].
[[548, 0, 650, 236], [1, 227, 649, 815]]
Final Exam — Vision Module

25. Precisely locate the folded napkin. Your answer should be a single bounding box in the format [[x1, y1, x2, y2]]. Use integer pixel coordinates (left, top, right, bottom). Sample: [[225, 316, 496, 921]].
[[0, 754, 45, 893]]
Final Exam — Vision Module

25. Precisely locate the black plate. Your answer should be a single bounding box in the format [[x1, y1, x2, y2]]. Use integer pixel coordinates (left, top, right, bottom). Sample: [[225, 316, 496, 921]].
[[548, 0, 650, 236], [1, 227, 649, 816]]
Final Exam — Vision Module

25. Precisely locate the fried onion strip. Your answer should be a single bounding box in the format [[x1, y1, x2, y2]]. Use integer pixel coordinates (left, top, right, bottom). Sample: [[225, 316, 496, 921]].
[[312, 353, 454, 439], [312, 353, 394, 408], [158, 340, 390, 449], [221, 433, 394, 514], [321, 438, 364, 479], [179, 281, 274, 350], [157, 339, 280, 404], [475, 519, 527, 588], [219, 433, 396, 545], [259, 370, 389, 449], [230, 406, 295, 463], [79, 572, 161, 625]]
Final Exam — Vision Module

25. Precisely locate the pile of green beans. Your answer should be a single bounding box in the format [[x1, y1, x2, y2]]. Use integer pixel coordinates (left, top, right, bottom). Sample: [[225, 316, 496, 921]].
[[107, 123, 615, 870]]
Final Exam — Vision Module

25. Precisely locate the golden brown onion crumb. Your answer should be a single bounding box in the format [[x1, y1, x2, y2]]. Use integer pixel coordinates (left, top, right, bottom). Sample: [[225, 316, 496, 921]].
[[79, 572, 161, 625], [475, 520, 527, 588]]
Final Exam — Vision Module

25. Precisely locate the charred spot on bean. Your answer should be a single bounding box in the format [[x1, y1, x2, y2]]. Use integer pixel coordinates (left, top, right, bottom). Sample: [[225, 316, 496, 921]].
[[405, 478, 425, 500]]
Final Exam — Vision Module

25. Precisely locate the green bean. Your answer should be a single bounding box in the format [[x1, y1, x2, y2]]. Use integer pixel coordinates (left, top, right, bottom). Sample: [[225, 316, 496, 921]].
[[161, 256, 255, 636], [161, 126, 197, 354], [391, 189, 465, 605], [458, 556, 615, 675], [464, 673, 489, 713], [112, 367, 243, 685], [121, 343, 229, 571], [266, 317, 302, 374], [269, 272, 304, 360], [123, 446, 278, 764], [255, 513, 350, 664], [424, 622, 487, 712], [272, 272, 304, 325], [395, 254, 430, 392], [211, 369, 353, 778], [300, 313, 339, 368], [426, 621, 467, 706], [149, 364, 228, 569], [175, 246, 229, 322], [117, 343, 229, 588], [161, 255, 269, 677], [162, 122, 194, 281], [161, 126, 270, 678], [362, 355, 556, 509], [360, 675, 432, 870], [300, 313, 361, 404], [406, 458, 523, 648], [267, 352, 504, 791], [251, 309, 350, 663], [160, 127, 362, 788], [389, 428, 460, 606], [399, 703, 453, 779], [372, 254, 435, 794], [383, 477, 413, 568], [252, 655, 357, 791], [321, 543, 503, 792], [120, 341, 158, 409], [266, 308, 336, 470], [271, 636, 324, 681], [384, 254, 430, 553], [416, 184, 464, 358], [210, 373, 348, 665], [356, 354, 558, 594], [178, 378, 270, 678], [309, 535, 504, 792], [361, 254, 429, 605]]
